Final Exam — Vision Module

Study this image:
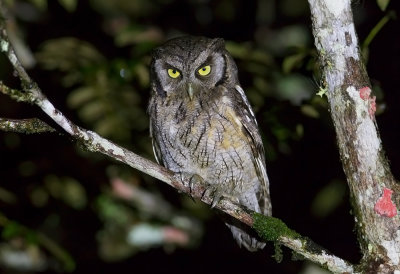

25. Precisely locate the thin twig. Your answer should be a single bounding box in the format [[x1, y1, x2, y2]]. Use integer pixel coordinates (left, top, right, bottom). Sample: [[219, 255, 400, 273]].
[[0, 117, 56, 133]]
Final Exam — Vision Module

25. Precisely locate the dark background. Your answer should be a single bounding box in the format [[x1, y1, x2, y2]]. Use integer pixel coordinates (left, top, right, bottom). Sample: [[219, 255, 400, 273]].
[[0, 0, 399, 273]]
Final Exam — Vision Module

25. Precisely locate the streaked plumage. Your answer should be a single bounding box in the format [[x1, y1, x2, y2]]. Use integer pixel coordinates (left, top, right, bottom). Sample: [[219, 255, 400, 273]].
[[148, 36, 271, 251]]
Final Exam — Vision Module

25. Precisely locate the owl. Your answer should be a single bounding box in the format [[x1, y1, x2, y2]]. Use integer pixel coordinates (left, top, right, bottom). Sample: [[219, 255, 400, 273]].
[[148, 36, 271, 251]]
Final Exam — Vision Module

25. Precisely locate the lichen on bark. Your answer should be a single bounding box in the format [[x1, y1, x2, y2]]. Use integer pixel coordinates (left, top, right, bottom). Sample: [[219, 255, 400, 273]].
[[309, 0, 400, 270], [0, 118, 55, 133]]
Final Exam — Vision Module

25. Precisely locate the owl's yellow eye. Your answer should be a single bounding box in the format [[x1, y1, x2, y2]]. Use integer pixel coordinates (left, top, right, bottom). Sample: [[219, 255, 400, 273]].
[[167, 68, 180, 78], [198, 65, 211, 76]]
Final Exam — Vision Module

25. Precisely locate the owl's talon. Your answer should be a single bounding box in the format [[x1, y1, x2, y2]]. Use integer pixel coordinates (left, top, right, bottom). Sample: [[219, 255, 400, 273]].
[[210, 195, 221, 208], [208, 186, 224, 208], [198, 182, 224, 208], [173, 172, 208, 199], [173, 172, 223, 207]]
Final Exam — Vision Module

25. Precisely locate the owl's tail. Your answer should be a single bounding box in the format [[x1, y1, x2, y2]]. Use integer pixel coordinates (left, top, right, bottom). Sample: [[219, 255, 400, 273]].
[[225, 185, 271, 251], [226, 222, 266, 251]]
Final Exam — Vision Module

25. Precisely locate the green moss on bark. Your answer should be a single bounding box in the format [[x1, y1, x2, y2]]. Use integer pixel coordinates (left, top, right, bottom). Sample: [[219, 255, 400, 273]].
[[252, 212, 300, 242]]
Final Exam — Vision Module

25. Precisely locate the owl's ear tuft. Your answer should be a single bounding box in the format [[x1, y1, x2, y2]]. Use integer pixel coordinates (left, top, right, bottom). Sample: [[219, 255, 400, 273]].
[[151, 47, 163, 59], [210, 38, 225, 50]]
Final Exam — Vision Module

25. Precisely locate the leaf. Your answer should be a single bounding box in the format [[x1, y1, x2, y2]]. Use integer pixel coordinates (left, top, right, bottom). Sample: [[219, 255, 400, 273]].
[[301, 105, 319, 118], [58, 0, 77, 12], [62, 177, 87, 209], [30, 187, 49, 207], [67, 86, 96, 108], [36, 37, 104, 71], [295, 124, 304, 138], [133, 63, 150, 88], [114, 25, 163, 47], [44, 175, 87, 209], [311, 180, 346, 218], [225, 41, 249, 59], [2, 221, 22, 239], [362, 11, 395, 54], [276, 74, 314, 105], [28, 0, 48, 11], [78, 101, 107, 122], [282, 52, 306, 74], [377, 0, 390, 11]]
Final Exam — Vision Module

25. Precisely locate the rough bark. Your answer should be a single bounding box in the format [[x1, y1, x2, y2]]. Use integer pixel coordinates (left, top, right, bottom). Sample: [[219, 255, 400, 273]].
[[0, 117, 55, 133], [308, 0, 400, 272]]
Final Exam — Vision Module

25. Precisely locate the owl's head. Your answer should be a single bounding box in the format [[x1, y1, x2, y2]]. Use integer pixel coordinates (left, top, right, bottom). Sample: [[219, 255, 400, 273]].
[[150, 36, 238, 100]]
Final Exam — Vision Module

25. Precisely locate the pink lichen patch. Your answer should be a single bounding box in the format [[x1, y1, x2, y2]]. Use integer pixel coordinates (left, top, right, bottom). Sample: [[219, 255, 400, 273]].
[[374, 188, 397, 218], [359, 87, 371, 100], [359, 87, 377, 117], [369, 96, 376, 117]]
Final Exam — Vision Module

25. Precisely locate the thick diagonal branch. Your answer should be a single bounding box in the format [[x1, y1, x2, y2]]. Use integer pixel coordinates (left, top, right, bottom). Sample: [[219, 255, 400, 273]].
[[308, 0, 400, 271]]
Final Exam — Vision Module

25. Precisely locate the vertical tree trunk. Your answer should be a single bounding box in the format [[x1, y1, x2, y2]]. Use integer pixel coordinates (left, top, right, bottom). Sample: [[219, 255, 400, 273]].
[[308, 0, 400, 272]]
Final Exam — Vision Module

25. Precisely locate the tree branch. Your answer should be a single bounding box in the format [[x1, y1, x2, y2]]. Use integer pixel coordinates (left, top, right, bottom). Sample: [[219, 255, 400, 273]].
[[0, 1, 356, 273], [308, 0, 400, 272], [0, 117, 56, 133]]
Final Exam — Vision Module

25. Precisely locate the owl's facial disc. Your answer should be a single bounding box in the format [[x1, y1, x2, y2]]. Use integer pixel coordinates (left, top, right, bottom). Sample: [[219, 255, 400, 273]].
[[152, 47, 226, 101]]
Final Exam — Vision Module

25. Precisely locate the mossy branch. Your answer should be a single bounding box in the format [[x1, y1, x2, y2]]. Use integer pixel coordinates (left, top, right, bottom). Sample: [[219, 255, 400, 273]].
[[252, 213, 355, 273], [252, 213, 300, 242]]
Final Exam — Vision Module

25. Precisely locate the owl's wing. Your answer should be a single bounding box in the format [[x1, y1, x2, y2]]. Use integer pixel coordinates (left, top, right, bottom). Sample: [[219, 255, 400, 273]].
[[149, 119, 162, 165], [233, 85, 271, 215], [151, 138, 162, 165]]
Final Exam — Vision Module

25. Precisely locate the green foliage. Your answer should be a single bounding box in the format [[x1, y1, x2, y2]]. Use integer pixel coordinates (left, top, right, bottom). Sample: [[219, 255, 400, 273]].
[[27, 0, 77, 12], [0, 212, 75, 272], [44, 175, 87, 209], [2, 221, 25, 240], [273, 243, 284, 263], [282, 51, 308, 74], [96, 194, 134, 226], [377, 0, 390, 11], [362, 10, 396, 63], [36, 38, 151, 145], [301, 105, 320, 119], [311, 180, 346, 218], [58, 0, 77, 12], [95, 182, 203, 261]]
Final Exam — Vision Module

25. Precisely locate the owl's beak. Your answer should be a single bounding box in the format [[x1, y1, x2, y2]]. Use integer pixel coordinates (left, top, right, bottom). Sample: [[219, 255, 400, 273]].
[[187, 83, 194, 101]]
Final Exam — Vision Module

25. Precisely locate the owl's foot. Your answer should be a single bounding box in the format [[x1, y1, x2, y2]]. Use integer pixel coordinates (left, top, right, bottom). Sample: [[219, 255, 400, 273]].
[[173, 172, 207, 199], [173, 172, 223, 207], [206, 185, 225, 208]]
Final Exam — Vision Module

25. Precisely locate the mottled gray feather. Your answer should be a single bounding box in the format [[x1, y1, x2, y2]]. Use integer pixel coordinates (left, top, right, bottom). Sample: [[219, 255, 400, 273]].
[[148, 36, 271, 251]]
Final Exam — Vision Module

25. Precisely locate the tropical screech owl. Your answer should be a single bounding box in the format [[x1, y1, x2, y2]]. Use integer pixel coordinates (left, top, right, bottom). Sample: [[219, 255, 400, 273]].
[[148, 36, 271, 251]]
